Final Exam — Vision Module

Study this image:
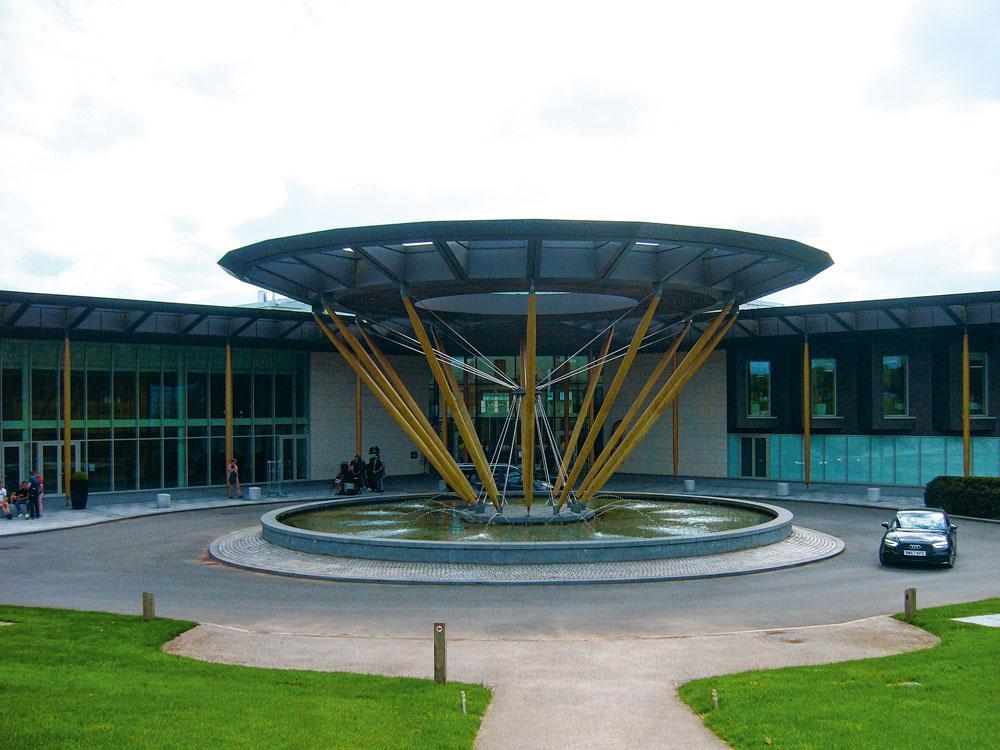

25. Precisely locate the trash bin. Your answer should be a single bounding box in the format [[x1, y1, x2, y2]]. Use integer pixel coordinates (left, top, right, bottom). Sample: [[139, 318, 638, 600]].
[[247, 486, 262, 501], [683, 479, 696, 491], [867, 487, 881, 503], [776, 482, 790, 496], [155, 493, 171, 508]]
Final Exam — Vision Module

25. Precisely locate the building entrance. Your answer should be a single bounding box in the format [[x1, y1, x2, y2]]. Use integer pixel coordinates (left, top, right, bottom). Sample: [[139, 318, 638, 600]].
[[279, 436, 296, 481], [740, 436, 768, 478], [36, 441, 81, 495], [2, 444, 22, 490]]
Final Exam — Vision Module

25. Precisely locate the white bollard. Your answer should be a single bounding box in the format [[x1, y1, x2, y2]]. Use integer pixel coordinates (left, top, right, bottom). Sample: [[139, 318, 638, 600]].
[[247, 486, 262, 501], [867, 487, 881, 503], [776, 482, 789, 496], [155, 493, 171, 508], [683, 479, 696, 491]]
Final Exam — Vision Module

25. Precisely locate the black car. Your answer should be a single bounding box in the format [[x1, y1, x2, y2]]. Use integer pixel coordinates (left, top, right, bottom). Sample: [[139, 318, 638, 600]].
[[879, 508, 957, 568], [458, 463, 553, 494]]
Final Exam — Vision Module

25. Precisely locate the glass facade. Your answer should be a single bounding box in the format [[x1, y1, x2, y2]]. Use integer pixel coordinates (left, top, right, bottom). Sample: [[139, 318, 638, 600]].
[[881, 355, 908, 416], [431, 354, 602, 468], [748, 360, 771, 416], [810, 358, 836, 417], [729, 433, 1000, 486], [970, 353, 986, 416], [0, 340, 309, 493]]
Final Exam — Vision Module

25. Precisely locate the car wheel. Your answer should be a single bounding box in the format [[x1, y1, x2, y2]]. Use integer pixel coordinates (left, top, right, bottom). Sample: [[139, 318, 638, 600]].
[[879, 548, 888, 566], [946, 549, 956, 568]]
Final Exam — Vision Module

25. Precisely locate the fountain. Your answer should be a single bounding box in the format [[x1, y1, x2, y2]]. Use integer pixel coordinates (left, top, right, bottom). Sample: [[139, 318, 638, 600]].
[[218, 220, 832, 575], [258, 493, 793, 564]]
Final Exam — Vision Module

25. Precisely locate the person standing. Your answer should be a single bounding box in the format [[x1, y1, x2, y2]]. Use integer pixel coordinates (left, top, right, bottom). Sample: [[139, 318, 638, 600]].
[[349, 454, 365, 493], [371, 452, 385, 492], [27, 470, 42, 519], [227, 458, 242, 499]]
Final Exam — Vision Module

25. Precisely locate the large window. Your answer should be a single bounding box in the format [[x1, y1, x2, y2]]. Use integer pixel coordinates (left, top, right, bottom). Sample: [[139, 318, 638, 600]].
[[810, 358, 836, 417], [882, 355, 909, 417], [0, 341, 309, 492], [748, 360, 771, 417], [969, 353, 987, 416]]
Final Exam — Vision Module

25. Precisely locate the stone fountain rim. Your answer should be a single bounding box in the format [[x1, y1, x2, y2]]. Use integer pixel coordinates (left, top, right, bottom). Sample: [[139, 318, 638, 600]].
[[259, 492, 794, 564]]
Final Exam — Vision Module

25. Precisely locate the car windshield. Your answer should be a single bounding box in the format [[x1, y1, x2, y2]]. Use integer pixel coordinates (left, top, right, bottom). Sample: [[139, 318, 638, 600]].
[[896, 511, 948, 531]]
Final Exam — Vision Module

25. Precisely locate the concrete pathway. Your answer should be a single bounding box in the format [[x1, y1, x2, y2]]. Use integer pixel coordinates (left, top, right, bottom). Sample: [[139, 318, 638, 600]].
[[0, 475, 921, 539], [165, 615, 938, 749]]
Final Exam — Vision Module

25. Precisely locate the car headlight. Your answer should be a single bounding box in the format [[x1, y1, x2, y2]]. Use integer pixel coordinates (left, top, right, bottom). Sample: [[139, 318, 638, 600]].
[[883, 538, 899, 547], [932, 540, 949, 548]]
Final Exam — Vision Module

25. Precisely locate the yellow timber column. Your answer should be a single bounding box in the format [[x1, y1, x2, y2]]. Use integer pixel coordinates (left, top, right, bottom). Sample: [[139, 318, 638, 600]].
[[587, 360, 596, 467], [355, 372, 363, 456], [326, 310, 478, 504], [63, 335, 71, 496], [521, 291, 537, 509], [803, 337, 811, 486], [431, 331, 502, 508], [441, 400, 448, 450], [553, 331, 614, 494], [225, 342, 234, 471], [672, 352, 680, 480], [402, 295, 500, 507], [962, 330, 971, 477], [313, 312, 479, 504], [576, 324, 689, 499], [580, 308, 735, 503], [558, 293, 661, 508]]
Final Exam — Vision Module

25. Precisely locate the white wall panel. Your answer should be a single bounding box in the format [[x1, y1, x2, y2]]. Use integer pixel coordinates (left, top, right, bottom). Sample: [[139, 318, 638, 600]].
[[309, 351, 429, 478], [603, 351, 727, 478]]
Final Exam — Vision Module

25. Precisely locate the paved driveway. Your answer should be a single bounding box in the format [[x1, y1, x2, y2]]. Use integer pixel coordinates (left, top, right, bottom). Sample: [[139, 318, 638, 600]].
[[2, 500, 997, 638]]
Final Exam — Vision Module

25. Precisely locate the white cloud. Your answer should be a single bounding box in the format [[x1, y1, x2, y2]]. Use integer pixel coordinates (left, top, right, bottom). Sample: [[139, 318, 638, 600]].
[[0, 0, 997, 308]]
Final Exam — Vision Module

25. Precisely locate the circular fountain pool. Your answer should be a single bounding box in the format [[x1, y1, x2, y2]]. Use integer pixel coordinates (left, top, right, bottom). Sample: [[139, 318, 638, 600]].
[[261, 493, 793, 565]]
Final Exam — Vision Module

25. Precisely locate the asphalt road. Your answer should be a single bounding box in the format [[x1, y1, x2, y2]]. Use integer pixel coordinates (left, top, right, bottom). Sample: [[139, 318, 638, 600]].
[[3, 501, 997, 638]]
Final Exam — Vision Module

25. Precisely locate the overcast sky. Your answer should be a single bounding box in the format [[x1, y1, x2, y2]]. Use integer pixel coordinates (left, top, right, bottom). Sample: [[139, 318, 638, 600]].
[[1, 0, 997, 308]]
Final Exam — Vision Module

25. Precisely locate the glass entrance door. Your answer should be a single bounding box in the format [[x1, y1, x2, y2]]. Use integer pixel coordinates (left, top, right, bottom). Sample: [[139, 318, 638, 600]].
[[2, 444, 23, 490], [739, 436, 768, 478], [36, 441, 81, 495], [280, 436, 295, 481]]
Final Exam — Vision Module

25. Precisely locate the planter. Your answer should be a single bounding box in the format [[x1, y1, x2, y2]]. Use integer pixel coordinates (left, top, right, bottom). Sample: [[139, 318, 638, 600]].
[[70, 478, 89, 510]]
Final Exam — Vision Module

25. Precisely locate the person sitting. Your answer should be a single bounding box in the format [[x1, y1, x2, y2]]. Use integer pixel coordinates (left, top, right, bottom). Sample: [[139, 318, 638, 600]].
[[14, 481, 30, 518], [0, 480, 10, 520], [348, 454, 365, 493]]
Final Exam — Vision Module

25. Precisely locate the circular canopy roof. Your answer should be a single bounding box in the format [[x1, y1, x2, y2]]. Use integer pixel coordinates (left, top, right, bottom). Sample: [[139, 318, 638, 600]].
[[220, 219, 832, 353]]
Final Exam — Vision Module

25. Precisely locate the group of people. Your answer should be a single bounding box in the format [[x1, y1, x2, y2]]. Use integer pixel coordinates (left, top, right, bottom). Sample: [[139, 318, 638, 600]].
[[333, 446, 386, 495], [1, 471, 44, 520]]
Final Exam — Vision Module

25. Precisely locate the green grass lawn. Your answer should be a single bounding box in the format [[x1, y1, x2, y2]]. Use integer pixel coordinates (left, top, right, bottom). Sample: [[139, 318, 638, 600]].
[[679, 598, 1000, 749], [0, 605, 490, 749]]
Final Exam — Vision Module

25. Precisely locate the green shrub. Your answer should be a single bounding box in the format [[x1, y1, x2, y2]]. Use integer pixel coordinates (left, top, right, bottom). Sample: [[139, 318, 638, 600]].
[[924, 476, 1000, 520]]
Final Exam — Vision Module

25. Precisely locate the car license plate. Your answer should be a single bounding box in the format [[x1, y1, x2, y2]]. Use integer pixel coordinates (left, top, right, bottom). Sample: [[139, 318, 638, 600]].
[[903, 550, 927, 557]]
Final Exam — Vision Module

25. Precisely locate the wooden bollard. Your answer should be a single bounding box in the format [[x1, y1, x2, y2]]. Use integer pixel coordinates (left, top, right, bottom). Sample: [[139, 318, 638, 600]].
[[904, 588, 916, 620], [433, 622, 447, 684], [142, 592, 155, 621]]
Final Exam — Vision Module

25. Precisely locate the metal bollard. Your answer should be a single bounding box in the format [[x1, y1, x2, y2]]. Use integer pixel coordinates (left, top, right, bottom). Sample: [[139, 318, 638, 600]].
[[142, 591, 155, 620], [434, 622, 447, 684], [904, 588, 916, 619]]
